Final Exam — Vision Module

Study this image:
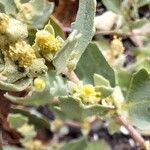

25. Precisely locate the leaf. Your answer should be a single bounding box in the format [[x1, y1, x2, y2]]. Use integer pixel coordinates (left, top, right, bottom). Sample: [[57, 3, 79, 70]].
[[28, 0, 54, 29], [50, 16, 65, 39], [59, 137, 110, 150], [53, 0, 96, 73], [7, 113, 28, 129], [96, 86, 113, 98], [53, 30, 81, 73], [86, 140, 110, 150], [82, 104, 114, 118], [59, 138, 87, 150], [0, 0, 17, 15], [15, 0, 54, 29], [125, 69, 150, 129], [70, 0, 96, 68], [48, 70, 69, 97], [116, 68, 132, 96], [0, 77, 31, 92], [102, 0, 122, 13], [75, 43, 116, 87], [1, 57, 28, 83], [59, 96, 113, 120], [94, 74, 110, 87], [11, 108, 50, 129], [59, 96, 83, 120]]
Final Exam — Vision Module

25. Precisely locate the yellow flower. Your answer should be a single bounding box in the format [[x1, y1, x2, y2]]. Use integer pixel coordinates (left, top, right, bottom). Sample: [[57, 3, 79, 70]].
[[110, 36, 125, 57], [8, 40, 36, 68], [34, 78, 46, 92], [73, 83, 101, 104], [35, 30, 61, 54]]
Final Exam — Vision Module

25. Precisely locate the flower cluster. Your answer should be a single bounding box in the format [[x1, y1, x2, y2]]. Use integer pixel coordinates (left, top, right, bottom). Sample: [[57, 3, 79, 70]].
[[106, 36, 125, 64], [8, 40, 36, 68], [110, 36, 125, 57], [35, 30, 61, 55], [73, 83, 101, 104]]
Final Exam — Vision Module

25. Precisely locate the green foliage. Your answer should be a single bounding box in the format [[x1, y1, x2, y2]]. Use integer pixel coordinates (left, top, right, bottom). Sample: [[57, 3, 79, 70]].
[[125, 69, 150, 129], [1, 0, 150, 149], [75, 43, 115, 87]]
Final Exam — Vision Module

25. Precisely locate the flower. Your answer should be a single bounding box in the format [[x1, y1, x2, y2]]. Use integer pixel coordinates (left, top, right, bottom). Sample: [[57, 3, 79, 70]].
[[8, 40, 36, 68], [110, 36, 125, 57], [35, 30, 61, 54], [106, 36, 125, 64], [34, 78, 46, 92], [73, 83, 101, 104]]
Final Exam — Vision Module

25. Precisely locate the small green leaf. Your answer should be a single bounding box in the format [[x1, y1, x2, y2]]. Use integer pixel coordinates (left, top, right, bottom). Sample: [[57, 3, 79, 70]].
[[50, 16, 65, 39], [48, 71, 69, 97], [96, 86, 113, 98], [94, 74, 110, 87]]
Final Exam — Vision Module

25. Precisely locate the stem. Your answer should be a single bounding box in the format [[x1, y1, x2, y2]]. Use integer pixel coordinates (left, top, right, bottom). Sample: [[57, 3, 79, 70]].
[[117, 116, 146, 149], [63, 69, 80, 84]]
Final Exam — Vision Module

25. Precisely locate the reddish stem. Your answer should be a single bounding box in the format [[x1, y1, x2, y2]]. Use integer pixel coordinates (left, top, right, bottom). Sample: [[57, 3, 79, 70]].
[[117, 116, 146, 149]]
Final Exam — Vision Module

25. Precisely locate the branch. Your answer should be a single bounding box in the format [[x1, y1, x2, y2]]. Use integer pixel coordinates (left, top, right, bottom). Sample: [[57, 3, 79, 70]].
[[117, 116, 146, 149]]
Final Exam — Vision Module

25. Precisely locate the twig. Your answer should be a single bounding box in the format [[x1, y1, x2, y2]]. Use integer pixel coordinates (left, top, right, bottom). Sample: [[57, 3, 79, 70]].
[[117, 116, 146, 149], [63, 69, 80, 84]]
